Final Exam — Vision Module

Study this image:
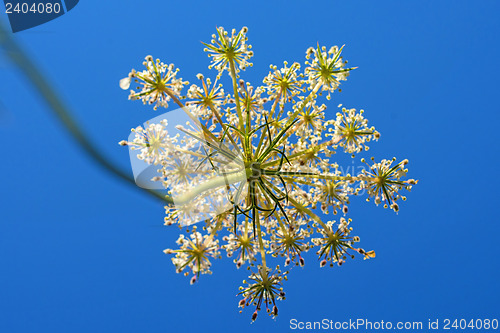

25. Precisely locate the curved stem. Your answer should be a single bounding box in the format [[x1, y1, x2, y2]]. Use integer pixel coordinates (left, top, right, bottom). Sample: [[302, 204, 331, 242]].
[[0, 21, 173, 205], [171, 170, 246, 205]]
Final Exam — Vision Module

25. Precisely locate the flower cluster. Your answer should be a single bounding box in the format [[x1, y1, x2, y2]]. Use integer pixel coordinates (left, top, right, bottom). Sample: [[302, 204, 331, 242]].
[[263, 61, 303, 102], [358, 157, 418, 212], [327, 107, 380, 154], [312, 218, 374, 267], [238, 267, 286, 320], [119, 119, 172, 165], [202, 26, 253, 77], [304, 45, 353, 99], [164, 225, 221, 284], [120, 56, 188, 110], [120, 26, 417, 321]]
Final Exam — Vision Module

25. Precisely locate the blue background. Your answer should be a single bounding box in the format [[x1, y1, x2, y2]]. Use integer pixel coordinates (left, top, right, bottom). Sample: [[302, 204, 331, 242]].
[[1, 1, 499, 332]]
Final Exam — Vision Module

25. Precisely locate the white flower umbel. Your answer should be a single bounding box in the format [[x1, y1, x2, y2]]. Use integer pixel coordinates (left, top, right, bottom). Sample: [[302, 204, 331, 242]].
[[328, 106, 380, 154], [304, 45, 355, 99], [203, 26, 253, 78], [119, 26, 418, 321], [121, 56, 188, 110], [119, 120, 172, 165], [164, 226, 221, 283]]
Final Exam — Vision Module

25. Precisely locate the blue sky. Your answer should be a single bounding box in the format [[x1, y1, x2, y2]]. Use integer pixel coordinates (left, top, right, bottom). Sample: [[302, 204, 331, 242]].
[[1, 1, 499, 332]]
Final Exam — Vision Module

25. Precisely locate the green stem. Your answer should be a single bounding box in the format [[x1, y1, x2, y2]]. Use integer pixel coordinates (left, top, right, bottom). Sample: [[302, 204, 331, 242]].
[[207, 100, 240, 150], [255, 210, 267, 269], [255, 89, 282, 158], [250, 184, 268, 270], [259, 82, 322, 163], [269, 171, 369, 182], [205, 216, 225, 243], [262, 178, 328, 230], [228, 59, 244, 133], [0, 21, 173, 205], [287, 82, 322, 126], [171, 170, 246, 205], [261, 137, 340, 168], [165, 89, 221, 145]]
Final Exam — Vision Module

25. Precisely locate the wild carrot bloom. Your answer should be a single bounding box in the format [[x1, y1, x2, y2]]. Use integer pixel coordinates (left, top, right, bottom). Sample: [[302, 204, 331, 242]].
[[328, 107, 380, 154], [186, 74, 226, 117], [164, 226, 221, 282], [313, 176, 351, 215], [222, 230, 258, 267], [305, 45, 354, 99], [118, 120, 172, 165], [359, 157, 417, 212], [121, 56, 188, 110], [312, 218, 367, 267], [119, 26, 417, 320], [263, 61, 304, 102], [238, 267, 286, 320], [202, 27, 253, 77]]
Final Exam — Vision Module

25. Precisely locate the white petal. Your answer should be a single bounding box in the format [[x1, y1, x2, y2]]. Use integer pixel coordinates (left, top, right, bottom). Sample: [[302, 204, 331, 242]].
[[119, 77, 131, 90]]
